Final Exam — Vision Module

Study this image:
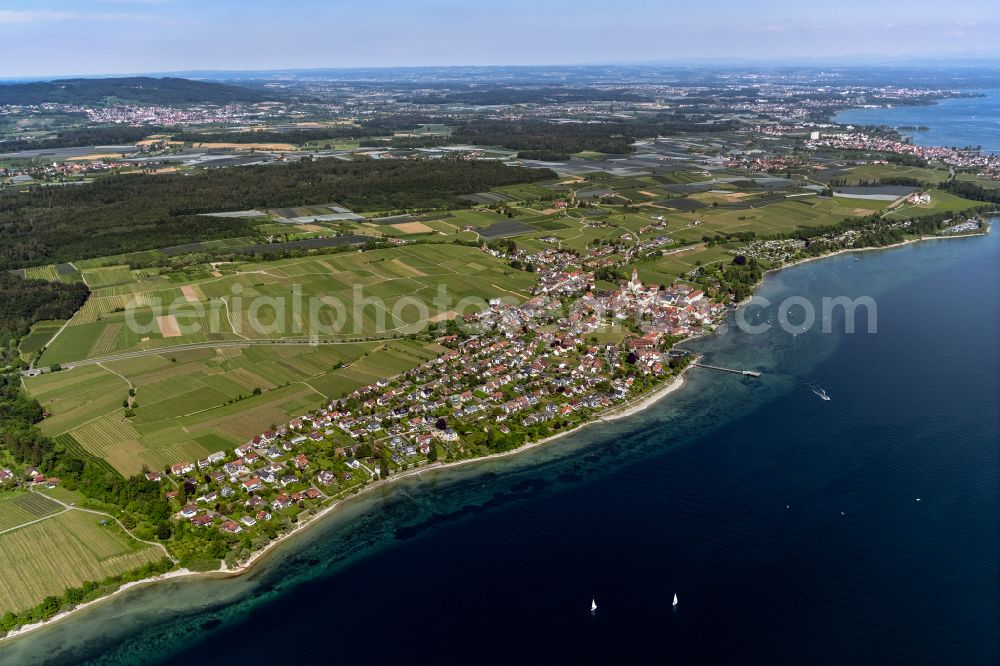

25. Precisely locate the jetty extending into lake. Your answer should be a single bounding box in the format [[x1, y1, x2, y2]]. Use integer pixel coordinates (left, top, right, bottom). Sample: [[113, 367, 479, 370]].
[[692, 363, 762, 378]]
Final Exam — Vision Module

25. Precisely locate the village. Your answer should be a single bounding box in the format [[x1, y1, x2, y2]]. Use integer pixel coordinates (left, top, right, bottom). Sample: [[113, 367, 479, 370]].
[[152, 251, 718, 544], [2, 248, 721, 552]]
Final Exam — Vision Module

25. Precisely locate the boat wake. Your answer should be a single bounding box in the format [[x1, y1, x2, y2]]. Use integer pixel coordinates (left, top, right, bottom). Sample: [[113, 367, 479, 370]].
[[803, 382, 831, 401]]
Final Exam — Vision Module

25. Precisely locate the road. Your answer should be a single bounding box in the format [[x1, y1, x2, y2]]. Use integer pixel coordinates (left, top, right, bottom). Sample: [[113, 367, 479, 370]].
[[22, 336, 412, 376]]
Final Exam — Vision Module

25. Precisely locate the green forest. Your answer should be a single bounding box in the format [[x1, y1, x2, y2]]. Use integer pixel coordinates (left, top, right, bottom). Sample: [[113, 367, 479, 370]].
[[0, 77, 269, 106], [0, 159, 554, 268], [0, 273, 88, 365]]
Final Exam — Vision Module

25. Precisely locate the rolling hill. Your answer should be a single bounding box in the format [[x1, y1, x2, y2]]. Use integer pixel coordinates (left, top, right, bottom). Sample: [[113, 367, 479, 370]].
[[0, 76, 272, 105]]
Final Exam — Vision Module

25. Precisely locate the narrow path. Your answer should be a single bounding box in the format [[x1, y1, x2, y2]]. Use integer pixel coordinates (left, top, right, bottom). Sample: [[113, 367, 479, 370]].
[[0, 506, 69, 535], [97, 362, 134, 407], [219, 296, 250, 340], [20, 336, 427, 376], [298, 380, 328, 399], [33, 318, 76, 369], [490, 283, 531, 300], [31, 488, 175, 562]]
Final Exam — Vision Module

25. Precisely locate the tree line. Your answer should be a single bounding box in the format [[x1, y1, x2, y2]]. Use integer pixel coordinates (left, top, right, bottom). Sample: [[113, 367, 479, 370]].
[[0, 272, 88, 365], [938, 180, 1000, 205]]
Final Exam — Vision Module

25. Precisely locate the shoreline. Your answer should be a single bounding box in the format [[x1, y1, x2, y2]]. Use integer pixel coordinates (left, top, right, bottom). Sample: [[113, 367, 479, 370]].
[[737, 228, 991, 308], [0, 226, 989, 646], [0, 366, 690, 646]]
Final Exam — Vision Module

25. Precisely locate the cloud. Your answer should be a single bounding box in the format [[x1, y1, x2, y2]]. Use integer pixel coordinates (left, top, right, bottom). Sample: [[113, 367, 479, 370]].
[[755, 25, 785, 32]]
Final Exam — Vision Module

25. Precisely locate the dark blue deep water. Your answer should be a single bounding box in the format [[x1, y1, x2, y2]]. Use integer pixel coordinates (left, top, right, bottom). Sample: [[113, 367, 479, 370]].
[[2, 227, 998, 666]]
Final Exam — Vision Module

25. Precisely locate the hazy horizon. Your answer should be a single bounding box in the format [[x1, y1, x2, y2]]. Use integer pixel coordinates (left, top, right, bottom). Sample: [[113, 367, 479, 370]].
[[2, 0, 999, 79]]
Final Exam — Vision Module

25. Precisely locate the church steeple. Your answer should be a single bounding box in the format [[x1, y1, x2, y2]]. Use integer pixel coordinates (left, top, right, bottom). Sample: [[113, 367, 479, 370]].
[[629, 268, 641, 292]]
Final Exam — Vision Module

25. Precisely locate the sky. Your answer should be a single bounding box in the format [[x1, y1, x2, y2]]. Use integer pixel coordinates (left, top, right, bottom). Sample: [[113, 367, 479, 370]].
[[1, 0, 999, 78]]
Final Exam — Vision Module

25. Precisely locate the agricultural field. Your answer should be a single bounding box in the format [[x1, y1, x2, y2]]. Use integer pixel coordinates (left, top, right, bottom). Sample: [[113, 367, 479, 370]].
[[39, 243, 535, 365], [26, 240, 536, 475], [490, 182, 558, 201], [17, 262, 84, 284], [17, 320, 66, 361], [0, 510, 163, 615], [653, 170, 712, 185], [21, 265, 59, 281], [20, 166, 985, 479], [25, 339, 444, 475], [22, 364, 130, 436], [637, 243, 743, 284], [505, 190, 891, 257], [0, 492, 62, 532], [830, 164, 953, 185], [884, 188, 983, 219], [80, 265, 140, 289], [955, 172, 1000, 188]]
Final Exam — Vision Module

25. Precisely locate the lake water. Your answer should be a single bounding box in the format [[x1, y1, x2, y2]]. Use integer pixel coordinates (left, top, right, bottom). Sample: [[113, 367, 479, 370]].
[[1, 227, 998, 665], [834, 88, 1000, 153]]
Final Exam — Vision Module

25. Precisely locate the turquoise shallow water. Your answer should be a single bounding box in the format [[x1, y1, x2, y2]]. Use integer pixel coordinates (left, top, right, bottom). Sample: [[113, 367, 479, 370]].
[[834, 88, 1000, 153], [2, 226, 998, 665]]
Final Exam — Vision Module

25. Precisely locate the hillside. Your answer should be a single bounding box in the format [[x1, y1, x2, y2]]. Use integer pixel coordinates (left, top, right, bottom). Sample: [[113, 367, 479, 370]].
[[0, 76, 271, 105]]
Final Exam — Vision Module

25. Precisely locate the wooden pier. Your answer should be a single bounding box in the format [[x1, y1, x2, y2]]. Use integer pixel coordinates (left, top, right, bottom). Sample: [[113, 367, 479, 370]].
[[692, 363, 761, 378]]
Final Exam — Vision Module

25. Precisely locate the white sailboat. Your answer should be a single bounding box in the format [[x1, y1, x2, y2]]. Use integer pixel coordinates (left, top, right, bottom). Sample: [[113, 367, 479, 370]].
[[672, 593, 678, 607], [591, 599, 597, 612]]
